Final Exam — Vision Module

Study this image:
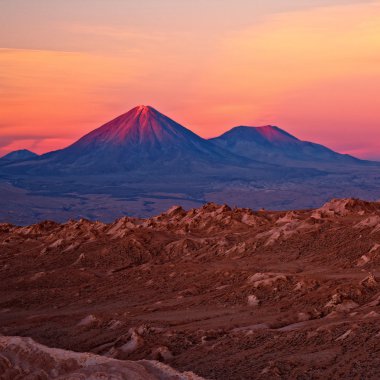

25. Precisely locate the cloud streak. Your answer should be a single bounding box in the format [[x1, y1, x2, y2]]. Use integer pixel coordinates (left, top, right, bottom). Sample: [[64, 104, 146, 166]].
[[1, 2, 380, 159]]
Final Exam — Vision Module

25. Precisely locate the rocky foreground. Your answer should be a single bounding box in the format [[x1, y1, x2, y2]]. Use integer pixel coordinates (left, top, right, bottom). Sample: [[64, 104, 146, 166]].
[[1, 198, 380, 379]]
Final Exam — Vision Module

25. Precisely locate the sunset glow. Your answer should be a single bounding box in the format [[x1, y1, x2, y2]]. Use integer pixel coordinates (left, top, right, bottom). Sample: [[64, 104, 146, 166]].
[[1, 0, 380, 159]]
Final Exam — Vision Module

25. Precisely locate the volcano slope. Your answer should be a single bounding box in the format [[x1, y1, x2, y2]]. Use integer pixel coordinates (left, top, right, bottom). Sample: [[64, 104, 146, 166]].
[[1, 198, 380, 379]]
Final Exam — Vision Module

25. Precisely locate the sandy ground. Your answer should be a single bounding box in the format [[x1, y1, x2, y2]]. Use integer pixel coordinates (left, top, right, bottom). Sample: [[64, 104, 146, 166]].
[[1, 164, 380, 225]]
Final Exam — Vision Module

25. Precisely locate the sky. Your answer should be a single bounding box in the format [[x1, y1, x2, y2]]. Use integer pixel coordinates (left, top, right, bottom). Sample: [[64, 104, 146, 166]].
[[1, 0, 380, 159]]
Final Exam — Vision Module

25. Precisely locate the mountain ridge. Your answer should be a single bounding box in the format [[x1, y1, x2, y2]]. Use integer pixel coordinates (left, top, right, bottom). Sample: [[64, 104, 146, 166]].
[[0, 149, 38, 162], [1, 106, 374, 175]]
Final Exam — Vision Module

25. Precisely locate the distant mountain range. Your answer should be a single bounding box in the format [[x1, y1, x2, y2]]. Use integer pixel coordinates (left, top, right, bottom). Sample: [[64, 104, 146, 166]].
[[0, 105, 372, 175], [0, 149, 38, 162], [0, 105, 379, 224]]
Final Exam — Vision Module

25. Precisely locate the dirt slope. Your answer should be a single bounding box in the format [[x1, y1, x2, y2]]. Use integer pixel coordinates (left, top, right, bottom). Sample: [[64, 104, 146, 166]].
[[1, 198, 380, 379]]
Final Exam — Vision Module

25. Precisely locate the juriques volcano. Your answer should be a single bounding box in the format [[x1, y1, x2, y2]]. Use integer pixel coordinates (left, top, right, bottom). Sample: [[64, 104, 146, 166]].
[[210, 125, 362, 167]]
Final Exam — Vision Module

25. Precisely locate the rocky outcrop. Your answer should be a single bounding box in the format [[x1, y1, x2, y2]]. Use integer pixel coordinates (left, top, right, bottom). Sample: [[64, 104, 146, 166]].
[[2, 198, 380, 379], [0, 336, 204, 380]]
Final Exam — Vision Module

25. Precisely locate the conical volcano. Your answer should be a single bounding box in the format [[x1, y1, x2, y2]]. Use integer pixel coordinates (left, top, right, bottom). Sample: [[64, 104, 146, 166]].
[[69, 105, 212, 152], [21, 105, 244, 174]]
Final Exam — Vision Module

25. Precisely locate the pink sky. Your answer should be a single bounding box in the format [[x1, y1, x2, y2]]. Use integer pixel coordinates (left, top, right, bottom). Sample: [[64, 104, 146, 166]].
[[1, 0, 380, 159]]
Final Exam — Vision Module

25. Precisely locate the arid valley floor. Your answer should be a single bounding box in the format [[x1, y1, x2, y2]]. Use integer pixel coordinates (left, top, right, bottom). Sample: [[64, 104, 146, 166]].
[[1, 198, 380, 378]]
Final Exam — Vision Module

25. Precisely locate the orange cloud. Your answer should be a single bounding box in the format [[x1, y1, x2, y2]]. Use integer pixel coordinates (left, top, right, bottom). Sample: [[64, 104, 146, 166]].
[[0, 48, 147, 153], [1, 2, 380, 159], [191, 2, 380, 157]]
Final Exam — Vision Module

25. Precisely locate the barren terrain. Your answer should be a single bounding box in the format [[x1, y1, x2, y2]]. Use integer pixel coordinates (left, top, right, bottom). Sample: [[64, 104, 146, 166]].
[[1, 163, 380, 225], [2, 198, 380, 379]]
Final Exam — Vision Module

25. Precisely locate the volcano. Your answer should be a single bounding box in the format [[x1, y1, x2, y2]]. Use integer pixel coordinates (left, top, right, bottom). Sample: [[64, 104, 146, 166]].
[[210, 125, 362, 167], [69, 105, 213, 152], [16, 105, 246, 174]]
